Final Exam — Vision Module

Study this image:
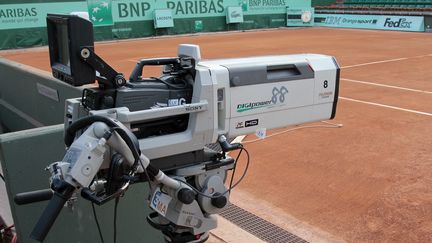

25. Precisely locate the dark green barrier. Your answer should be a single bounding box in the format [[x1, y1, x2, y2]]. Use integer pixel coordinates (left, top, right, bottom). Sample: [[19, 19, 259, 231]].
[[0, 28, 46, 49], [0, 125, 163, 243], [0, 58, 82, 131], [312, 0, 336, 6], [1, 14, 289, 49], [425, 16, 432, 32], [0, 0, 83, 3]]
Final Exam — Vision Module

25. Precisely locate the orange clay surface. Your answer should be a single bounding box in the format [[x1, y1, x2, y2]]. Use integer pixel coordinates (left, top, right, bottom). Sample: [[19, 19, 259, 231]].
[[2, 27, 432, 242]]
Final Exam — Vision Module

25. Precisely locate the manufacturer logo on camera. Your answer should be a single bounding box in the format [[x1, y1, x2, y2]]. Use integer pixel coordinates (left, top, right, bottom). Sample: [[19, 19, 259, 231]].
[[236, 86, 288, 113], [245, 119, 259, 127], [235, 119, 259, 129]]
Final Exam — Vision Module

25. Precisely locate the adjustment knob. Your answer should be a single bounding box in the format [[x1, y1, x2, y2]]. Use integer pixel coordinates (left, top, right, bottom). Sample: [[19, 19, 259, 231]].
[[115, 74, 126, 87], [103, 96, 114, 108], [177, 188, 195, 205], [211, 193, 227, 209]]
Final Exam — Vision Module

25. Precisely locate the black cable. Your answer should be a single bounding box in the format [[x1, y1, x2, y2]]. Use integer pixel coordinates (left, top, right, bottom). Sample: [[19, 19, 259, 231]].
[[0, 172, 5, 182], [113, 197, 119, 243], [228, 148, 243, 193], [74, 123, 153, 197], [174, 147, 251, 199], [110, 127, 141, 160], [91, 203, 105, 243], [65, 116, 140, 154], [65, 117, 144, 194], [111, 126, 158, 178], [65, 116, 157, 242], [231, 148, 250, 190], [66, 116, 156, 193], [139, 159, 154, 193], [150, 76, 188, 89], [64, 117, 157, 241], [111, 127, 153, 193]]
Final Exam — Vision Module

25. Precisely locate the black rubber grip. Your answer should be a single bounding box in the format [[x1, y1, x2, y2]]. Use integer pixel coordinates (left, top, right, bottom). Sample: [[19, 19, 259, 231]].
[[220, 141, 242, 153], [14, 189, 53, 205], [177, 188, 195, 205], [30, 192, 69, 242]]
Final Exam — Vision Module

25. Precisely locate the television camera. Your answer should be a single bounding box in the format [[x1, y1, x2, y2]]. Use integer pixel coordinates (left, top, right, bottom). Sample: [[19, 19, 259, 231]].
[[13, 14, 340, 243]]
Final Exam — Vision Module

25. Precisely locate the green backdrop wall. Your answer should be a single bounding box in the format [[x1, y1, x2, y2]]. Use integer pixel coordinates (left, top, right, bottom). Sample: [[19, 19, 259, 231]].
[[0, 0, 312, 50], [312, 0, 336, 6]]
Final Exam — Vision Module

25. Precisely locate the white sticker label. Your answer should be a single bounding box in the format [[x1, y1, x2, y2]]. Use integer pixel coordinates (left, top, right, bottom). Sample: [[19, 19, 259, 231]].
[[168, 99, 179, 107], [255, 128, 267, 139], [168, 98, 187, 107], [150, 187, 172, 217], [62, 148, 81, 166], [37, 83, 59, 102]]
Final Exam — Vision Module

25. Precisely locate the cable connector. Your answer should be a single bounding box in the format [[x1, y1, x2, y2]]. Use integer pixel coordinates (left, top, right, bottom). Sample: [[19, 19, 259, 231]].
[[103, 129, 114, 140], [218, 135, 242, 153]]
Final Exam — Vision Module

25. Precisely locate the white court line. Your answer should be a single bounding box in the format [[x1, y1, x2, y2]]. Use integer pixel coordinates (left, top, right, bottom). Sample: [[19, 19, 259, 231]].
[[232, 135, 246, 144], [340, 97, 432, 117], [341, 58, 408, 69], [341, 54, 432, 69], [341, 78, 432, 94]]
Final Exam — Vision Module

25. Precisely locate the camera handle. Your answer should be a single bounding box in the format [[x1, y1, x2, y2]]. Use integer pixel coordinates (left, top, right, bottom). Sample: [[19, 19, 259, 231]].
[[129, 58, 181, 82]]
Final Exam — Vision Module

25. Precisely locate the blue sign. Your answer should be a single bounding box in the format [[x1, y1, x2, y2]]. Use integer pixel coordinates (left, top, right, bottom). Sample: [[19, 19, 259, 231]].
[[314, 14, 424, 32]]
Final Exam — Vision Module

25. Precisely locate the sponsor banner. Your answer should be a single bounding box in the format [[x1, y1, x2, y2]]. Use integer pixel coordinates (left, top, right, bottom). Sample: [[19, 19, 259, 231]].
[[112, 0, 298, 21], [0, 0, 312, 30], [0, 2, 86, 30], [226, 6, 244, 23], [114, 0, 226, 21], [87, 0, 114, 26], [241, 0, 292, 14], [286, 8, 314, 27], [194, 20, 204, 31], [154, 9, 174, 28], [243, 0, 311, 14], [315, 14, 425, 32]]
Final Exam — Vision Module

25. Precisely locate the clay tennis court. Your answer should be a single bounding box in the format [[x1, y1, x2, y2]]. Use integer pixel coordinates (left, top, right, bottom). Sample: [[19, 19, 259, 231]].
[[2, 27, 432, 242]]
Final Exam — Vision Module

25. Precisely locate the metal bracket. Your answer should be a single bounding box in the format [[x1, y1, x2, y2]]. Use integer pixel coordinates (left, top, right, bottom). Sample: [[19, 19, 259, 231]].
[[79, 47, 126, 89]]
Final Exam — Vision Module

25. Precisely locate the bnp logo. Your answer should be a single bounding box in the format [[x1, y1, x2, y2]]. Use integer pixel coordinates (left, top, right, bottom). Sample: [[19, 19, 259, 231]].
[[238, 0, 249, 11], [87, 0, 113, 26]]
